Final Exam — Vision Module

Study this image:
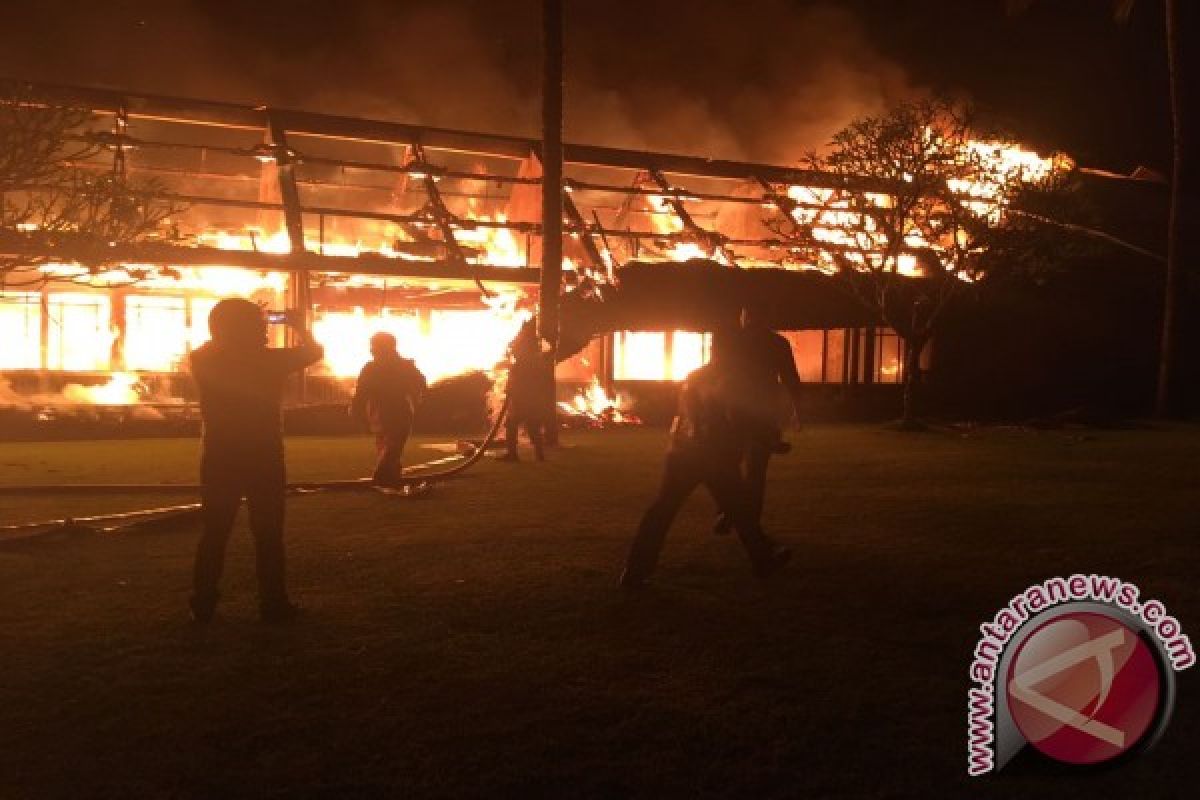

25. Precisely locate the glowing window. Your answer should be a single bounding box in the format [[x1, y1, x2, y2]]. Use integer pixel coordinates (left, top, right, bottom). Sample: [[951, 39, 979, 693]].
[[613, 332, 667, 381], [669, 332, 710, 381], [46, 293, 112, 371], [0, 292, 42, 369], [874, 329, 904, 384], [125, 296, 188, 371], [824, 329, 846, 383], [781, 330, 825, 382], [612, 331, 711, 382]]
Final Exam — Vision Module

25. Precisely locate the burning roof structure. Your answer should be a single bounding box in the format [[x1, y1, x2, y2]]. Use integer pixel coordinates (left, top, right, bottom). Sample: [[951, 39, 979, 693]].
[[0, 82, 1061, 418]]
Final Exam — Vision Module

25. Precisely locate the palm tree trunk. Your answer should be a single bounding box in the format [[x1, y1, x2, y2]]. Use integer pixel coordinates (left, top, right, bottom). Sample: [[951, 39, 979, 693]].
[[1155, 0, 1183, 417], [901, 336, 924, 426], [539, 0, 564, 349]]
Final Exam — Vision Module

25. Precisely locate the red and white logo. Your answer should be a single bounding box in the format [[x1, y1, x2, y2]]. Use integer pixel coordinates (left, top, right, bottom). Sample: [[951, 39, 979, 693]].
[[1006, 612, 1162, 765]]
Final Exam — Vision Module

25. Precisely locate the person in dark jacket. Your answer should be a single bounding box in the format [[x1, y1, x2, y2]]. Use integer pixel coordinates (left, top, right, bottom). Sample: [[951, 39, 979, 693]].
[[621, 332, 792, 588], [713, 303, 805, 535], [499, 320, 546, 462], [351, 332, 427, 487], [188, 300, 323, 624]]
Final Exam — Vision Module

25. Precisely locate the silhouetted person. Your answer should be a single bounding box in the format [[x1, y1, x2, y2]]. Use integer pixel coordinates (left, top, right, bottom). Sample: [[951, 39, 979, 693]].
[[188, 300, 323, 624], [351, 332, 427, 487], [714, 303, 805, 535], [500, 320, 546, 462], [621, 333, 791, 587]]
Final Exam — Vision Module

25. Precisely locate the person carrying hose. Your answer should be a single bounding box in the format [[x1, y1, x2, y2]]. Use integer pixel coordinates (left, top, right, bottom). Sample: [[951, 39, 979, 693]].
[[350, 332, 427, 488]]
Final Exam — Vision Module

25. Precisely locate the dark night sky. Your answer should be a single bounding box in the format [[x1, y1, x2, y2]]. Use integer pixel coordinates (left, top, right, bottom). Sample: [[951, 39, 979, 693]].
[[0, 1, 1185, 173], [845, 0, 1177, 172]]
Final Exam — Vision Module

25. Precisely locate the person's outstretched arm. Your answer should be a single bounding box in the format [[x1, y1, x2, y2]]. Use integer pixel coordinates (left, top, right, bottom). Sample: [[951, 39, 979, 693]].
[[281, 310, 324, 370]]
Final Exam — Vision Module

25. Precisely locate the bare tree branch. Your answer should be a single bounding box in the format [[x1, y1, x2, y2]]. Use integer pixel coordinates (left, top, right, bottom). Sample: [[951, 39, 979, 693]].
[[1, 81, 184, 287], [768, 98, 1067, 422]]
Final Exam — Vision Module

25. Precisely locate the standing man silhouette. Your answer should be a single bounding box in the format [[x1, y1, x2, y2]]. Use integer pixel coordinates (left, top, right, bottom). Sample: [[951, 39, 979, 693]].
[[188, 300, 323, 624], [351, 332, 427, 487], [714, 302, 804, 535], [622, 331, 792, 587], [499, 320, 547, 462]]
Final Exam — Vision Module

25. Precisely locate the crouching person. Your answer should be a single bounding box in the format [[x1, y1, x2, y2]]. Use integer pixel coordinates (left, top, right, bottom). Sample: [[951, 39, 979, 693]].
[[189, 301, 323, 624], [621, 333, 792, 588], [351, 332, 427, 487]]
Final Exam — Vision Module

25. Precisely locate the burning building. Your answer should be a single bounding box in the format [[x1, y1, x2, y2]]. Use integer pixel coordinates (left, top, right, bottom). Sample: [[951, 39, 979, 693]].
[[0, 83, 1059, 427]]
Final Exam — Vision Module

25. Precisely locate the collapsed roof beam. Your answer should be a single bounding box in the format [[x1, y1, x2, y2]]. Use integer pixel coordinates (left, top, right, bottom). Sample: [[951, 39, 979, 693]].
[[4, 179, 851, 259], [407, 143, 493, 297], [646, 169, 738, 266], [755, 175, 805, 237], [562, 190, 609, 276], [263, 114, 306, 254]]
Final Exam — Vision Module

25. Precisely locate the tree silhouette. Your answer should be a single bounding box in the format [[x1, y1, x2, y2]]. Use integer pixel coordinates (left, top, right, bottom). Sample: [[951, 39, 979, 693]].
[[1, 82, 179, 288], [772, 99, 1064, 424], [1007, 0, 1185, 415]]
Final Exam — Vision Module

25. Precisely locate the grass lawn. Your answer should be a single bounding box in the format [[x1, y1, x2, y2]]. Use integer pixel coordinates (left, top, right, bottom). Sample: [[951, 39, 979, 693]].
[[1, 426, 1197, 798]]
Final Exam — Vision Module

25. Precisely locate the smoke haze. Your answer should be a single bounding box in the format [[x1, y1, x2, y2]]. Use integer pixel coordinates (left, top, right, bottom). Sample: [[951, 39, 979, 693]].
[[0, 0, 914, 164]]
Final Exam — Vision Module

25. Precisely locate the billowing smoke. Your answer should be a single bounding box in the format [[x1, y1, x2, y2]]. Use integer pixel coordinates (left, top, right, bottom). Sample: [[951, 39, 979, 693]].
[[564, 0, 913, 162], [0, 0, 913, 163]]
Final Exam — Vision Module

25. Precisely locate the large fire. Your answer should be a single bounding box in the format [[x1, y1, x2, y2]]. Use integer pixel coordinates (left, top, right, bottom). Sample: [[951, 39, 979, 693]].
[[783, 136, 1067, 277], [0, 96, 1066, 414], [313, 299, 529, 383], [62, 372, 143, 405], [13, 204, 534, 386], [557, 378, 640, 427]]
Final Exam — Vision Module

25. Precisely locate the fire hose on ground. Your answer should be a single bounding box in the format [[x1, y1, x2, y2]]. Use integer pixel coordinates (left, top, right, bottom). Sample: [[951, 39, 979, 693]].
[[0, 397, 510, 544]]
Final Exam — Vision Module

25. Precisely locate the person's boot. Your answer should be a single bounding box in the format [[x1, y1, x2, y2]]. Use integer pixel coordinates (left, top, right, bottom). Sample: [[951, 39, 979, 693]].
[[189, 593, 217, 625], [619, 566, 651, 589], [753, 545, 793, 579], [372, 462, 404, 487]]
